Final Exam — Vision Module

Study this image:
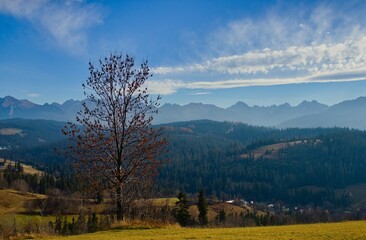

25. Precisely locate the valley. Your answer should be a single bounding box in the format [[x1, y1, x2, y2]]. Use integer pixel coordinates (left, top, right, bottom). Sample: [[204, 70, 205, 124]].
[[1, 117, 366, 238], [2, 1, 366, 239], [2, 119, 366, 205], [1, 119, 366, 207]]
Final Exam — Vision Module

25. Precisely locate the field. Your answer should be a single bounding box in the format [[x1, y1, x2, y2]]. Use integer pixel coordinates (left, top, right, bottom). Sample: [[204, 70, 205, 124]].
[[0, 189, 55, 237], [42, 221, 366, 240], [0, 158, 43, 175], [241, 140, 321, 160], [1, 189, 365, 239], [0, 189, 45, 214], [0, 128, 23, 136]]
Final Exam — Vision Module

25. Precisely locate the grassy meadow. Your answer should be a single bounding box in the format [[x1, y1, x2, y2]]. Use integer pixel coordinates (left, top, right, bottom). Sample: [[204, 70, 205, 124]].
[[2, 188, 366, 240], [0, 189, 45, 214], [0, 189, 54, 237], [0, 158, 44, 175], [41, 221, 366, 240]]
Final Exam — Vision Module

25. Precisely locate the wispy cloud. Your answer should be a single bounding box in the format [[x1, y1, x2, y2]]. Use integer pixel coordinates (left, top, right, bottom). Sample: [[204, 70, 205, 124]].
[[26, 92, 40, 98], [208, 2, 366, 54], [153, 37, 366, 76], [148, 69, 366, 95], [151, 2, 366, 95], [0, 0, 103, 53], [190, 92, 211, 95]]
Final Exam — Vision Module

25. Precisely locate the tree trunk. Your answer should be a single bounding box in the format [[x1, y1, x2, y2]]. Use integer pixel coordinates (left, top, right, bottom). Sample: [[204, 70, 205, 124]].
[[116, 185, 123, 221]]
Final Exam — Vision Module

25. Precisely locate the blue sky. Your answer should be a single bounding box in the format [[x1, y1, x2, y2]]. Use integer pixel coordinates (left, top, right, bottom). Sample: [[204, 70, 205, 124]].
[[1, 0, 366, 107]]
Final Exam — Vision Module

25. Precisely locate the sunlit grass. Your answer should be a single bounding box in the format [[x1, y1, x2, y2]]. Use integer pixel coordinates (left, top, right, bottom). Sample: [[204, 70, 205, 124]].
[[41, 220, 366, 240], [0, 214, 55, 227], [0, 159, 44, 175], [151, 197, 178, 206]]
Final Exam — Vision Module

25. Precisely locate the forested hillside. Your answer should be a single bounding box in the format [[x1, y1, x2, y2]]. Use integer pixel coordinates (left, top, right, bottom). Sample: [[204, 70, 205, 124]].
[[157, 121, 365, 207], [1, 119, 366, 208], [0, 118, 66, 149]]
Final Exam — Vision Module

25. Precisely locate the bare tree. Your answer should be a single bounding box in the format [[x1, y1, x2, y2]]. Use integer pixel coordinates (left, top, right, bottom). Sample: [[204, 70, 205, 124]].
[[11, 179, 29, 194], [63, 54, 167, 221]]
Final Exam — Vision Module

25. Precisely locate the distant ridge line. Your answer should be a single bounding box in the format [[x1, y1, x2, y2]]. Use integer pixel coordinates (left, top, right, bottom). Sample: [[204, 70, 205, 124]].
[[1, 95, 366, 129]]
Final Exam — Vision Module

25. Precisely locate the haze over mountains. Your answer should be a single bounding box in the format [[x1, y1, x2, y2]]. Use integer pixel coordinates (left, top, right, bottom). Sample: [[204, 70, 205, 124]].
[[1, 95, 366, 129]]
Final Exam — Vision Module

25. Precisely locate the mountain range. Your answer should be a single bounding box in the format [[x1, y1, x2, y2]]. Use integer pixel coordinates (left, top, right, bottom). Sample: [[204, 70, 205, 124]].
[[1, 95, 366, 129]]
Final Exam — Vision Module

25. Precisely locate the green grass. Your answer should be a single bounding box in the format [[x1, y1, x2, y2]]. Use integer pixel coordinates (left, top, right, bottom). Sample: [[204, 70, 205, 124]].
[[151, 198, 178, 206], [0, 214, 55, 228], [0, 189, 55, 234], [41, 221, 366, 240]]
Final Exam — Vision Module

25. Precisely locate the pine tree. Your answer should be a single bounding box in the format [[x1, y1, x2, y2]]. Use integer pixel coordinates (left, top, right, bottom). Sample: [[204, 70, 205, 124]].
[[87, 212, 98, 233], [173, 191, 191, 226], [69, 217, 76, 234], [54, 212, 62, 234], [218, 208, 226, 223], [62, 216, 69, 235], [76, 210, 87, 233], [95, 191, 103, 204], [197, 189, 208, 225]]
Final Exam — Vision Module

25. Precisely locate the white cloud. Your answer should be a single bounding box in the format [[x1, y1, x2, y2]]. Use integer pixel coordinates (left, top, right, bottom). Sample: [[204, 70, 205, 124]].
[[149, 67, 366, 95], [153, 37, 366, 76], [0, 0, 103, 53], [151, 2, 366, 94], [146, 79, 184, 95], [208, 2, 366, 55], [0, 0, 46, 17], [190, 92, 211, 95]]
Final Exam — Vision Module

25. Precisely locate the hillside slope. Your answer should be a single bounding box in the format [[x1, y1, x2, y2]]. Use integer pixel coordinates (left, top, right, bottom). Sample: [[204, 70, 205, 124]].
[[0, 118, 66, 150]]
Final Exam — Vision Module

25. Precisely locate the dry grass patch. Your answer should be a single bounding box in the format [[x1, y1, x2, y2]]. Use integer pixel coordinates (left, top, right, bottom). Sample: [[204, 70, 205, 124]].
[[151, 198, 178, 207], [21, 163, 44, 176], [0, 128, 23, 136], [0, 159, 44, 175], [0, 189, 44, 214], [241, 140, 319, 160], [210, 203, 249, 217]]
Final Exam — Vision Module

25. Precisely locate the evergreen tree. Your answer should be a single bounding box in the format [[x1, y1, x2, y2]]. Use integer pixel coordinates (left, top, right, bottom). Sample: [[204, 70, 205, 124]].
[[173, 191, 191, 226], [87, 212, 98, 233], [95, 191, 103, 204], [69, 217, 76, 234], [218, 208, 226, 223], [54, 212, 62, 234], [197, 189, 208, 225], [76, 210, 87, 233], [62, 216, 69, 235]]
